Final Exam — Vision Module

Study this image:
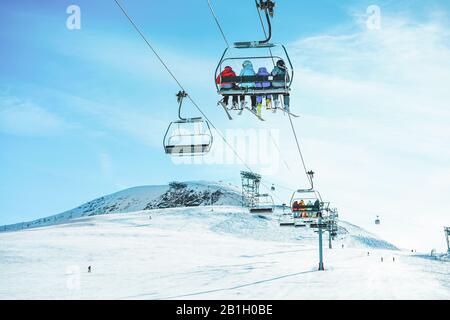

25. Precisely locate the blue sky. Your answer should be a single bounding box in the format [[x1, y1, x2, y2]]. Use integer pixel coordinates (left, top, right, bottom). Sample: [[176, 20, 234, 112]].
[[1, 0, 450, 250]]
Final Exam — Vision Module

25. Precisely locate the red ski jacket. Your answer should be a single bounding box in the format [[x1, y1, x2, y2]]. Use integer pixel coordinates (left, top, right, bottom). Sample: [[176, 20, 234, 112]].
[[216, 66, 236, 87]]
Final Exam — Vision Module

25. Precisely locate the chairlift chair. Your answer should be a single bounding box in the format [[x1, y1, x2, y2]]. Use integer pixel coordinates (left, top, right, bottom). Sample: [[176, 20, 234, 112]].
[[278, 212, 295, 227], [290, 189, 329, 227], [215, 46, 294, 99], [250, 193, 275, 215], [163, 91, 213, 156], [375, 215, 381, 225], [214, 0, 294, 105]]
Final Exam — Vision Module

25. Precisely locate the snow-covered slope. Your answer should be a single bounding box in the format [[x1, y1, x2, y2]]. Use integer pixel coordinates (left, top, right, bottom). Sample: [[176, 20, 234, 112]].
[[0, 206, 448, 299], [0, 181, 242, 232]]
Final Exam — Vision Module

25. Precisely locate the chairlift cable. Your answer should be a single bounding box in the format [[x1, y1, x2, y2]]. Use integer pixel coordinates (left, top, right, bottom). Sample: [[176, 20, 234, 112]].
[[254, 1, 313, 189], [288, 112, 313, 188], [206, 0, 313, 195], [206, 0, 230, 48], [267, 130, 293, 173], [206, 0, 292, 176], [113, 0, 278, 194]]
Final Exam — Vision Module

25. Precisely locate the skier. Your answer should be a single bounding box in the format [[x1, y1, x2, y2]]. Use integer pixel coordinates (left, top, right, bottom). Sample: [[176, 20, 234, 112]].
[[238, 60, 257, 111], [271, 59, 290, 112], [216, 66, 239, 110], [255, 66, 272, 116], [88, 266, 91, 273], [341, 244, 344, 249], [381, 257, 384, 262]]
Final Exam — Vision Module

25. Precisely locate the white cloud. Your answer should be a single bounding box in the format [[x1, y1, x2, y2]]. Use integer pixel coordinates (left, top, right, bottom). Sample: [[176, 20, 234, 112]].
[[0, 95, 68, 137], [265, 12, 450, 251]]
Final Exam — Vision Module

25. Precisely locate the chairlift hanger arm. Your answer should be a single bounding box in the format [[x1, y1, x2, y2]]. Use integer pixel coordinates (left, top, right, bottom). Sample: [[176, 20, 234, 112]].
[[234, 0, 275, 48]]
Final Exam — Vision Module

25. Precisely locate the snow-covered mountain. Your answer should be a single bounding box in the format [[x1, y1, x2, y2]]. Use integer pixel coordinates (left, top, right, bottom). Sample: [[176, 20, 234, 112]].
[[0, 181, 243, 232], [1, 182, 448, 299]]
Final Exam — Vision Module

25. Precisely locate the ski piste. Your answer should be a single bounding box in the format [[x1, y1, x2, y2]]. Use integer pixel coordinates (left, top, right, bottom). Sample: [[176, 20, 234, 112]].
[[245, 107, 265, 121]]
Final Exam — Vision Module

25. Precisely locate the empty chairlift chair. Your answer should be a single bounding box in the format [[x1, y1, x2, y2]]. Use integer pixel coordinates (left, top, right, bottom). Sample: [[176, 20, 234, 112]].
[[163, 91, 213, 156], [278, 212, 295, 227], [250, 194, 275, 215], [375, 215, 381, 225]]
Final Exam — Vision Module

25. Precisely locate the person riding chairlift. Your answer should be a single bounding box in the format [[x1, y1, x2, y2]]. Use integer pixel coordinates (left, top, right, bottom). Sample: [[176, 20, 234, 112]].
[[298, 200, 307, 218], [216, 66, 239, 110], [271, 59, 290, 112], [292, 201, 300, 218], [239, 60, 257, 111], [255, 67, 272, 117]]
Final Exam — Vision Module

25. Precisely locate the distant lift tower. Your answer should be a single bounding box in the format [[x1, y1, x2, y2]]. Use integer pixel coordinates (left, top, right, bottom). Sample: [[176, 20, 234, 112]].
[[240, 171, 261, 208], [445, 227, 450, 253]]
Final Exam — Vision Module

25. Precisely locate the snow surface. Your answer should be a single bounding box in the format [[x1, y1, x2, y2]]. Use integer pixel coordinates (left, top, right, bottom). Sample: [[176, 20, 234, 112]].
[[0, 206, 448, 300]]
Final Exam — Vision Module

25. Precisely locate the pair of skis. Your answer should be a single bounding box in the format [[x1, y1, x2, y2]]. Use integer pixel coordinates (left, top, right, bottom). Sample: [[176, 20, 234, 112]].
[[218, 102, 299, 121]]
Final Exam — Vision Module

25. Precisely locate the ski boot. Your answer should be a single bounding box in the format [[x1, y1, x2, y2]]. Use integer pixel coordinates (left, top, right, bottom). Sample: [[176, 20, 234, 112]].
[[257, 103, 262, 117], [266, 98, 272, 110]]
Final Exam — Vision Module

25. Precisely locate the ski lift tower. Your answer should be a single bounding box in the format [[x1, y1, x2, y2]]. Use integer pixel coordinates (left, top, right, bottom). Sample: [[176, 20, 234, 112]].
[[445, 227, 450, 253], [240, 171, 261, 208]]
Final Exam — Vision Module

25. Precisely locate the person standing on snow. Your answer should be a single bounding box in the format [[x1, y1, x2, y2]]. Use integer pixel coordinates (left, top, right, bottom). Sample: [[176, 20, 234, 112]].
[[238, 60, 257, 111], [271, 59, 290, 112]]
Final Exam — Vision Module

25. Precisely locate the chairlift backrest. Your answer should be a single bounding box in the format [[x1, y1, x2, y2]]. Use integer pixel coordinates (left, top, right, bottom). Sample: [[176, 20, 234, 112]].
[[163, 91, 213, 157]]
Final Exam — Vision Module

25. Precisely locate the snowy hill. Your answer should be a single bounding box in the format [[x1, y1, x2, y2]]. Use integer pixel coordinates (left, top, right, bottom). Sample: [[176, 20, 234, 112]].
[[0, 181, 243, 232], [0, 206, 448, 299]]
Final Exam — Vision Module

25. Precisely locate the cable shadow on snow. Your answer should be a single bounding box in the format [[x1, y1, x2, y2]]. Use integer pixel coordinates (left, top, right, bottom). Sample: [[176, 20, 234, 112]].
[[123, 269, 316, 300]]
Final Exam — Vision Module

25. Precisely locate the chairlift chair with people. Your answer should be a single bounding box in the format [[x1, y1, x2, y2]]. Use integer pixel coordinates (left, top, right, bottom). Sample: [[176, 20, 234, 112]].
[[214, 0, 294, 116], [290, 189, 329, 228]]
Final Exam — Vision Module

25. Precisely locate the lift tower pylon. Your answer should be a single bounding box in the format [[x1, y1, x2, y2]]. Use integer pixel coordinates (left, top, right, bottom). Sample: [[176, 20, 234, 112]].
[[240, 171, 261, 208]]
